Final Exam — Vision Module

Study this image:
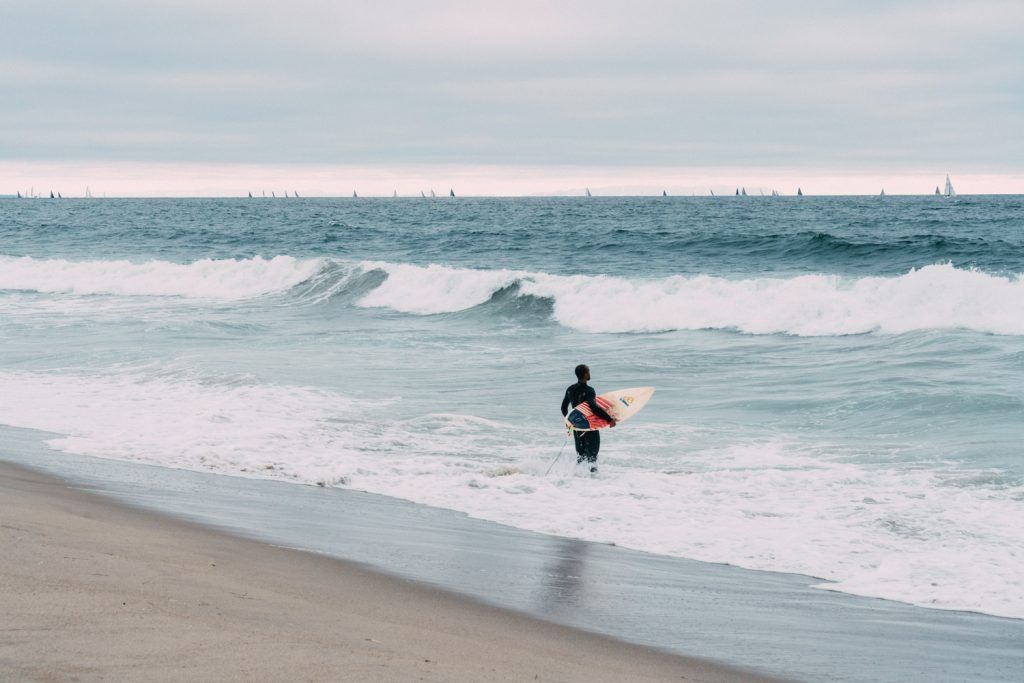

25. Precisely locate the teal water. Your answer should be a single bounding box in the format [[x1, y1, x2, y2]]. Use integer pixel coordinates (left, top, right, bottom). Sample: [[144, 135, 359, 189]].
[[1, 196, 1022, 618]]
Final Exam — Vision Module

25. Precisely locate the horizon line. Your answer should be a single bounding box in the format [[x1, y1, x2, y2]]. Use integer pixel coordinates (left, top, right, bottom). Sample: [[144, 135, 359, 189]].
[[2, 161, 1021, 197]]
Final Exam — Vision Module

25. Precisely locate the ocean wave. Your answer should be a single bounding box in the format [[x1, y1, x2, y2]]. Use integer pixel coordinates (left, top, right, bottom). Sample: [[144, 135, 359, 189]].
[[0, 254, 324, 299], [356, 261, 1024, 337], [3, 254, 1022, 336]]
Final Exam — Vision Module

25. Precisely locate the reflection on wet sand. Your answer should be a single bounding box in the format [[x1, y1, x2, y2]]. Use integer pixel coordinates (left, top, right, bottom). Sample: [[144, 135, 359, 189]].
[[538, 537, 590, 614]]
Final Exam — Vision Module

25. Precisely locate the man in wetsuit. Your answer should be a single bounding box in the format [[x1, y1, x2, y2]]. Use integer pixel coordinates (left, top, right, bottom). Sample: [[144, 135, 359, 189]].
[[560, 364, 616, 473]]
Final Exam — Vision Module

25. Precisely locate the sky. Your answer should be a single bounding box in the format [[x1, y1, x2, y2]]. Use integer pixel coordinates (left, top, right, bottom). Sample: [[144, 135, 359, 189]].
[[2, 0, 1022, 195]]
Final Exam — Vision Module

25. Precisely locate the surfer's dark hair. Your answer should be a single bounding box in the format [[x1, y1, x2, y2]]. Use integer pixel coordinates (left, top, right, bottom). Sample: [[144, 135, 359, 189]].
[[574, 364, 589, 380]]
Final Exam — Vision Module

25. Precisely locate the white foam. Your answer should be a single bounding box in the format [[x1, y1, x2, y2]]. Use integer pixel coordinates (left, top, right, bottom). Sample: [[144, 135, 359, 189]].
[[5, 255, 1021, 336], [356, 261, 520, 315], [355, 261, 1024, 336], [0, 255, 324, 299], [2, 369, 1022, 619], [526, 264, 1024, 336]]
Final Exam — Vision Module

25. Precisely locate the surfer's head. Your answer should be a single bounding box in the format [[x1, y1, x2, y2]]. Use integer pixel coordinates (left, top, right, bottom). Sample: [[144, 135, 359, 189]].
[[575, 364, 590, 382]]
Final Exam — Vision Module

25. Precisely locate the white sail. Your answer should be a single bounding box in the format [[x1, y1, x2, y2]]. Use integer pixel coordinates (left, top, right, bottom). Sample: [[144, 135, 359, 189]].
[[430, 189, 436, 198], [585, 188, 592, 197], [944, 175, 955, 197]]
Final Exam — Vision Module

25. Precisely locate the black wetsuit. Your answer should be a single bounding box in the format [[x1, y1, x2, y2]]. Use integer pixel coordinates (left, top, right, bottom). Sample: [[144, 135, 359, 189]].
[[560, 382, 614, 465]]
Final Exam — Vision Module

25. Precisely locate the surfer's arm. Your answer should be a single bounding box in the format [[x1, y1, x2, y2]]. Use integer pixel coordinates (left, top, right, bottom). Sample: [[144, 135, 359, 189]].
[[560, 389, 571, 417], [584, 388, 615, 424]]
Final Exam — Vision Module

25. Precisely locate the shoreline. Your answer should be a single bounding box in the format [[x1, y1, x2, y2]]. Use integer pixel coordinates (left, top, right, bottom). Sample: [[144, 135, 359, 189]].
[[0, 461, 772, 682], [3, 429, 1023, 682]]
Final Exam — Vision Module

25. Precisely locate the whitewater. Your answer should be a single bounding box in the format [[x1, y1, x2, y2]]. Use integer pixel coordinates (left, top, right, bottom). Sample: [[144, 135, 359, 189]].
[[1, 196, 1022, 620], [3, 254, 1022, 336]]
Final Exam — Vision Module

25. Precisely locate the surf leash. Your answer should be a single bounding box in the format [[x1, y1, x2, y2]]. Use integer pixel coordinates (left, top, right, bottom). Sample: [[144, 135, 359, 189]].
[[544, 431, 571, 476]]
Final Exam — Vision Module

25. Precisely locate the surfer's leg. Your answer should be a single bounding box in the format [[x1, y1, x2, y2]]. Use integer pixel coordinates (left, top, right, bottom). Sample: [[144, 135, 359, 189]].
[[580, 431, 600, 471], [573, 431, 586, 463], [588, 432, 600, 472]]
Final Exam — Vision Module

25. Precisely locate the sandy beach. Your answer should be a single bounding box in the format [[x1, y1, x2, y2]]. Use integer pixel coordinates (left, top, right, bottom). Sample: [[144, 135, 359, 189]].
[[0, 462, 772, 682]]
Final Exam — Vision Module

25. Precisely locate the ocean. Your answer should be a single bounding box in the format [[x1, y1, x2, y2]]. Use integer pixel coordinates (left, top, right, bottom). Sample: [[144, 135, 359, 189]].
[[1, 195, 1022, 621]]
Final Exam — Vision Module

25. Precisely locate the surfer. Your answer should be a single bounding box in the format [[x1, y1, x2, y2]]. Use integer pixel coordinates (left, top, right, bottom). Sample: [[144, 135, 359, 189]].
[[560, 364, 616, 473]]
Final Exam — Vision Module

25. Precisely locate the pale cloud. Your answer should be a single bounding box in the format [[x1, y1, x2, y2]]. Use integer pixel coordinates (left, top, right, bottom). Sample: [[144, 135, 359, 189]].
[[1, 0, 1021, 185]]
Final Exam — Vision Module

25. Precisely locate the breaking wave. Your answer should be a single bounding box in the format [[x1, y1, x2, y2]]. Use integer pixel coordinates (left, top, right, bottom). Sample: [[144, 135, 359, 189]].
[[3, 254, 1022, 336], [354, 261, 1024, 337], [0, 254, 324, 299]]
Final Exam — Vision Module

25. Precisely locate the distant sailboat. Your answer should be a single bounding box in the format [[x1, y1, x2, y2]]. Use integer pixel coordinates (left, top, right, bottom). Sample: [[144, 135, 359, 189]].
[[759, 189, 764, 196], [272, 191, 276, 198], [880, 189, 885, 197], [284, 191, 289, 198], [393, 190, 398, 198], [352, 190, 358, 198], [662, 190, 667, 197], [944, 175, 956, 197], [585, 188, 592, 197], [771, 189, 779, 197], [449, 189, 455, 197], [248, 192, 253, 198], [50, 190, 54, 199], [85, 186, 92, 198], [797, 188, 803, 196], [741, 187, 748, 196], [735, 188, 740, 196], [294, 191, 300, 198], [262, 190, 266, 197], [421, 191, 426, 198], [58, 192, 62, 198], [430, 189, 436, 198], [710, 189, 715, 196], [934, 186, 941, 195], [16, 191, 21, 198]]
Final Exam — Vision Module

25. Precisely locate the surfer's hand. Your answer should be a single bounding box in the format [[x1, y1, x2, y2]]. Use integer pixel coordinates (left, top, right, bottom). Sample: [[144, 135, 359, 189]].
[[609, 419, 617, 428]]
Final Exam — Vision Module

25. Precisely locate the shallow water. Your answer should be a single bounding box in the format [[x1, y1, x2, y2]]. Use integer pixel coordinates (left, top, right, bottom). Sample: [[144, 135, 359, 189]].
[[1, 196, 1022, 618], [4, 430, 1023, 683]]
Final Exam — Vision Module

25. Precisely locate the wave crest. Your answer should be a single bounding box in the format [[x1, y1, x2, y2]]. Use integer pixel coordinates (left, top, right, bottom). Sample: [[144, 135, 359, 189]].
[[0, 254, 324, 299], [358, 261, 1024, 336], [3, 254, 1021, 336]]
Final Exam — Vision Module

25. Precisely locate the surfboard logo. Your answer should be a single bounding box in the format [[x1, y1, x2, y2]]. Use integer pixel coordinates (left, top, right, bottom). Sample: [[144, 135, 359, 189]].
[[619, 396, 634, 407]]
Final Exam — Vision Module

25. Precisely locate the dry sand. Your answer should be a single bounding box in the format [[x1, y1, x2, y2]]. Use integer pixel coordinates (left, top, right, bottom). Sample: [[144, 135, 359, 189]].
[[0, 462, 777, 682]]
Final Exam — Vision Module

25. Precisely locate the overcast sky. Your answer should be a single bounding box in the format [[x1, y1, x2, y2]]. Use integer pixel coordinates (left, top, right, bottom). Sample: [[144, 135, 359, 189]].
[[2, 1, 1022, 194]]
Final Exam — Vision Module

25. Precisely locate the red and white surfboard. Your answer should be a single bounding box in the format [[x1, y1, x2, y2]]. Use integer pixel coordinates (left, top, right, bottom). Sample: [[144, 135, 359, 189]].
[[565, 387, 655, 432]]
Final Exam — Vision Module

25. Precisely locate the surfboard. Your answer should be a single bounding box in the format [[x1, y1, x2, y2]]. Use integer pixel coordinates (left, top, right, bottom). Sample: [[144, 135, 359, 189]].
[[564, 387, 655, 432]]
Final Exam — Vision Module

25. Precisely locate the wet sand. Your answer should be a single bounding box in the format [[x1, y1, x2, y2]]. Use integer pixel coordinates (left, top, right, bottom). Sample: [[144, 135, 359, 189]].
[[0, 462, 773, 682]]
